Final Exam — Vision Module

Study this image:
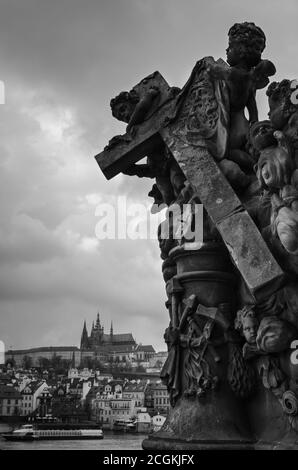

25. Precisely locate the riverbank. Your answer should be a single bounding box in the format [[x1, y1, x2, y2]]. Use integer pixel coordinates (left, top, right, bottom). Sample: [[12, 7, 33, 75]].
[[0, 429, 148, 450]]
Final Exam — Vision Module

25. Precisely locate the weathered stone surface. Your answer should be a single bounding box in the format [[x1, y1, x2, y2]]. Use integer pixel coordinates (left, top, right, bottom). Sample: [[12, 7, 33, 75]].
[[95, 72, 176, 180], [96, 100, 284, 300], [161, 130, 284, 301]]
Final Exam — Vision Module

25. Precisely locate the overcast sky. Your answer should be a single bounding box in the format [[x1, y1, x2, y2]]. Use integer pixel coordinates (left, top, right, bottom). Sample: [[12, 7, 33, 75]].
[[0, 0, 297, 352]]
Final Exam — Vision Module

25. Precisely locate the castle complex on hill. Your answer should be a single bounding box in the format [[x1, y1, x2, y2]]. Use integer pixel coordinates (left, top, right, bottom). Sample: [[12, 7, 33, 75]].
[[6, 313, 155, 368], [80, 313, 136, 350]]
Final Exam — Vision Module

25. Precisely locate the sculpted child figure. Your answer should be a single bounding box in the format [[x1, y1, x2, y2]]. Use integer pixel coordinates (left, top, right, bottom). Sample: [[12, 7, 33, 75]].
[[250, 119, 298, 255], [207, 22, 276, 188], [209, 22, 276, 149], [251, 120, 293, 191]]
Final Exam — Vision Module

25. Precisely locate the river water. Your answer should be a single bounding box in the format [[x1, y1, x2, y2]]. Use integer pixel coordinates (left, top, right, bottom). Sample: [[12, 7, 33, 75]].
[[0, 424, 147, 450]]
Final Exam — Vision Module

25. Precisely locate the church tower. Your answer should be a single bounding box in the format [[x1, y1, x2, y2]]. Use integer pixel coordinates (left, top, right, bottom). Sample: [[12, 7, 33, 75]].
[[80, 321, 89, 349], [110, 321, 113, 344], [92, 313, 104, 347], [96, 313, 100, 329]]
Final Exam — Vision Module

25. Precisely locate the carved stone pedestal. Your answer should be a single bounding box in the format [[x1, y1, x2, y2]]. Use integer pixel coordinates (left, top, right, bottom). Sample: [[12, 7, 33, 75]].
[[143, 243, 255, 450], [142, 394, 254, 450], [247, 384, 298, 450]]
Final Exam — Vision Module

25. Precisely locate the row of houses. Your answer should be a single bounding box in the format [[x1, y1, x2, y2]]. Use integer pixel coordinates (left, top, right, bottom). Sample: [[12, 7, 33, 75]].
[[0, 368, 170, 425], [86, 380, 170, 430]]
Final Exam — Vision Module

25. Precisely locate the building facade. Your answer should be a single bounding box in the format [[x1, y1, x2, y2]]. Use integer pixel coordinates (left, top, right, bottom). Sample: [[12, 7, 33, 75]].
[[0, 385, 22, 417]]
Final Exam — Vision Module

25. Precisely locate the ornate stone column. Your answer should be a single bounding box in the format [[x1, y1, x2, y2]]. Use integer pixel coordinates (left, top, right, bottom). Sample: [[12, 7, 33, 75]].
[[143, 242, 254, 450]]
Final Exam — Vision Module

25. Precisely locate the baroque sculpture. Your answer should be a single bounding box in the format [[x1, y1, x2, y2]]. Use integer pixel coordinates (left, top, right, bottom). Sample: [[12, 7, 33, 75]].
[[95, 22, 298, 449]]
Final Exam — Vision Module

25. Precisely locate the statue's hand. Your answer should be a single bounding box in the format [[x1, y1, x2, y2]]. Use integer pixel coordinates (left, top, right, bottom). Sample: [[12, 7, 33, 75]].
[[104, 134, 131, 150], [122, 164, 137, 176]]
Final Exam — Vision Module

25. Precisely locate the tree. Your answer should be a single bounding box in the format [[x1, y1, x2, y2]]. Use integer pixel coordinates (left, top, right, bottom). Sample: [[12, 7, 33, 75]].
[[50, 354, 62, 370], [38, 357, 50, 369], [22, 355, 32, 370], [5, 357, 15, 368]]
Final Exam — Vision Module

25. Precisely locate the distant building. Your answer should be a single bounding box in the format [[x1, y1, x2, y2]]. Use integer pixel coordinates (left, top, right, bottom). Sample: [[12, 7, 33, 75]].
[[0, 385, 22, 416], [36, 386, 53, 418], [148, 351, 168, 369], [87, 379, 147, 428], [6, 346, 80, 368], [135, 408, 152, 433], [21, 381, 48, 416], [134, 345, 155, 362], [151, 382, 170, 414], [91, 394, 135, 428], [122, 382, 147, 408], [80, 314, 136, 351]]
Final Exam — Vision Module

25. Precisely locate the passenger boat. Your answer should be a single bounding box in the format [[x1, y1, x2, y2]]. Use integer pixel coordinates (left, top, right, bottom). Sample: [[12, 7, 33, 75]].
[[2, 425, 37, 441], [3, 424, 104, 441], [113, 419, 136, 432]]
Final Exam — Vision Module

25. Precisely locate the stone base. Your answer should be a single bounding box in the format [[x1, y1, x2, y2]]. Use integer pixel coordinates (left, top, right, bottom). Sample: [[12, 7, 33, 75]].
[[142, 392, 255, 450]]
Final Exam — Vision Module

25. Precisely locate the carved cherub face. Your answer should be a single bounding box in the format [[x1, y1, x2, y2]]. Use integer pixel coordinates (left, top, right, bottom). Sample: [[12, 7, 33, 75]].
[[235, 306, 259, 345], [112, 101, 136, 123], [226, 43, 262, 68], [242, 317, 258, 344], [226, 44, 242, 67], [250, 121, 275, 151], [255, 139, 292, 190], [267, 80, 295, 130]]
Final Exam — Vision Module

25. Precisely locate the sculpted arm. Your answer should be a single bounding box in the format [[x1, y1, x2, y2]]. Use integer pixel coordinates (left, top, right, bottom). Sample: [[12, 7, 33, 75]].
[[126, 88, 160, 133]]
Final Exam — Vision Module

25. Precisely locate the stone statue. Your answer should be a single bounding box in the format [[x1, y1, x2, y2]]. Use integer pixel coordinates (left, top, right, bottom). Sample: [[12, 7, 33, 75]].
[[207, 22, 276, 190], [95, 21, 298, 449], [109, 77, 186, 208]]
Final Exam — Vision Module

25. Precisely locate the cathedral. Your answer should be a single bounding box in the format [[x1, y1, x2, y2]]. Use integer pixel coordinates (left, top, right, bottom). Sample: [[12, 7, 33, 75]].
[[80, 313, 137, 351], [7, 313, 154, 368]]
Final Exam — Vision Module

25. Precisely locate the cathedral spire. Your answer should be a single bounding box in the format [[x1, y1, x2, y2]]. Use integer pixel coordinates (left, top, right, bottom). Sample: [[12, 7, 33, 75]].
[[71, 350, 76, 368], [110, 321, 113, 341], [96, 312, 100, 329], [80, 320, 89, 349]]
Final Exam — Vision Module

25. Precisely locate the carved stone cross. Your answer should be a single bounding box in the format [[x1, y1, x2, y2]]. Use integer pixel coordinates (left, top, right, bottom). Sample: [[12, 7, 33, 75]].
[[95, 65, 284, 302]]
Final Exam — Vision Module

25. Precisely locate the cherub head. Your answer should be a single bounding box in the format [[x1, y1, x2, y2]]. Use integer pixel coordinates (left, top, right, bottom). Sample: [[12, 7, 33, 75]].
[[227, 22, 266, 68], [253, 129, 293, 190], [271, 193, 298, 254], [250, 120, 275, 151], [110, 90, 139, 123], [235, 306, 258, 344], [267, 79, 298, 130]]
